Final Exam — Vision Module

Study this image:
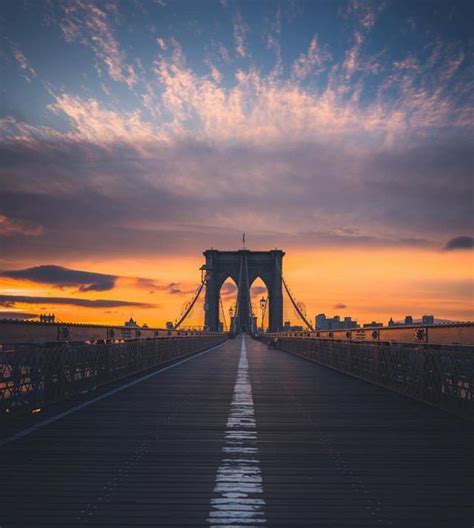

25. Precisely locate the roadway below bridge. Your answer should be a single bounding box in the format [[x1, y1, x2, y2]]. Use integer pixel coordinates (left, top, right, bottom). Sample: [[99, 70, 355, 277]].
[[1, 336, 473, 527]]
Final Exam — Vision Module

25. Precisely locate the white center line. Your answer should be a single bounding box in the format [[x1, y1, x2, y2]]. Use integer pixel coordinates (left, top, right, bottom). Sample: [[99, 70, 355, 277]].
[[208, 335, 266, 526]]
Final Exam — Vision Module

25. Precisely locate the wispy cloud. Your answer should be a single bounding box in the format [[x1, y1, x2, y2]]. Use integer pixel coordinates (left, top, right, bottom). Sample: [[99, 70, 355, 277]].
[[233, 11, 249, 58], [0, 294, 154, 308], [11, 44, 36, 82], [0, 0, 472, 262], [291, 36, 331, 80], [58, 0, 138, 88], [47, 93, 155, 144], [0, 265, 117, 292], [0, 215, 43, 237]]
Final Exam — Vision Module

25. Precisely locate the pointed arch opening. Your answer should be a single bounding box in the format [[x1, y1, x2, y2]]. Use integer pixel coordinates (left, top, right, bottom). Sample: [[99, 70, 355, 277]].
[[250, 276, 269, 332], [219, 276, 238, 332]]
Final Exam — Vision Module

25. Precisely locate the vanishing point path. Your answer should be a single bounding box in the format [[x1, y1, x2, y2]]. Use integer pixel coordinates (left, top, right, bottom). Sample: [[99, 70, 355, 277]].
[[1, 336, 472, 527]]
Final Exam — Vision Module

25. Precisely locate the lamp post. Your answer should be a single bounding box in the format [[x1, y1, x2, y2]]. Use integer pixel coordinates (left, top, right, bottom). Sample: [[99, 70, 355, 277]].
[[200, 264, 212, 285], [259, 296, 267, 332]]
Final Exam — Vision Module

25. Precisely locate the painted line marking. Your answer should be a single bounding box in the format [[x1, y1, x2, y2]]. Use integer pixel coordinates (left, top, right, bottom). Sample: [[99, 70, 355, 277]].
[[0, 340, 227, 448], [208, 335, 266, 526]]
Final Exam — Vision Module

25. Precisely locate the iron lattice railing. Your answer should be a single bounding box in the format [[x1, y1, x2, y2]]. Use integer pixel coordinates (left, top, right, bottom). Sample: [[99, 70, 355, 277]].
[[0, 335, 227, 416], [261, 336, 473, 420]]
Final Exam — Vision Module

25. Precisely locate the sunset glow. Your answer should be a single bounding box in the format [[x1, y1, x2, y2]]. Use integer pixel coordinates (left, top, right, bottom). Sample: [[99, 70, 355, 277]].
[[1, 0, 473, 327]]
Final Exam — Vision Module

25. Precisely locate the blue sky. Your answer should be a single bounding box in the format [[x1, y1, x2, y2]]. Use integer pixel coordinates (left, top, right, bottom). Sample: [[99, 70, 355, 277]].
[[2, 1, 473, 132], [0, 0, 473, 324]]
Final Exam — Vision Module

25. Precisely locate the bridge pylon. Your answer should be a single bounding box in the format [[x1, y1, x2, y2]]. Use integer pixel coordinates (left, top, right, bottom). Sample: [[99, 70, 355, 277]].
[[203, 249, 284, 333]]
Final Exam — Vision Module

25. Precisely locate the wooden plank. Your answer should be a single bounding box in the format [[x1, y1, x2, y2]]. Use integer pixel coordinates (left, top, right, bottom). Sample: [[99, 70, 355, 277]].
[[0, 337, 472, 527]]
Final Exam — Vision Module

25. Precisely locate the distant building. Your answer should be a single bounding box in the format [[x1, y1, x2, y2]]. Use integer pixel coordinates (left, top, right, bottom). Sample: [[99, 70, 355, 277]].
[[315, 313, 327, 329], [39, 313, 55, 323], [342, 316, 358, 329], [315, 313, 358, 330], [166, 321, 174, 329], [363, 321, 383, 328], [282, 321, 304, 331], [388, 314, 436, 327], [125, 317, 139, 327]]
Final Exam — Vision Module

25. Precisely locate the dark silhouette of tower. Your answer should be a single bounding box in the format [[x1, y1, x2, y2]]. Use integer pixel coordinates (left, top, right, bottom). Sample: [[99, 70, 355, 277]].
[[203, 249, 284, 333]]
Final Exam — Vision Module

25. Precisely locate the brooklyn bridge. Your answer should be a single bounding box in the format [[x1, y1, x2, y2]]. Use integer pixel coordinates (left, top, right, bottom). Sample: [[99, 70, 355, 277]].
[[1, 249, 473, 527]]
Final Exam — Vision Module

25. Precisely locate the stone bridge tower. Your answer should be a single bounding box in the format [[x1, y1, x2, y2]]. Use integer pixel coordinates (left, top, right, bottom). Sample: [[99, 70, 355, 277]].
[[203, 249, 284, 333]]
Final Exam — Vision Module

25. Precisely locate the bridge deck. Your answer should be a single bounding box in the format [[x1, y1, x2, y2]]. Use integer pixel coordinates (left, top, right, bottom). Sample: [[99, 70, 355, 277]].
[[1, 337, 472, 527]]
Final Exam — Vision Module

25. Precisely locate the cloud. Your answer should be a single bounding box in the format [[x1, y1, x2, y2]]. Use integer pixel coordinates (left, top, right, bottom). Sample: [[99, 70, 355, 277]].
[[166, 282, 196, 295], [221, 282, 237, 298], [333, 303, 347, 309], [292, 36, 331, 80], [135, 277, 159, 289], [0, 265, 117, 292], [57, 0, 138, 88], [0, 215, 43, 237], [135, 278, 194, 295], [251, 286, 267, 296], [0, 3, 473, 262], [233, 12, 248, 58], [156, 37, 167, 50], [0, 294, 153, 308], [11, 44, 37, 82], [443, 236, 474, 251], [47, 93, 154, 144], [0, 311, 39, 320], [0, 265, 186, 296]]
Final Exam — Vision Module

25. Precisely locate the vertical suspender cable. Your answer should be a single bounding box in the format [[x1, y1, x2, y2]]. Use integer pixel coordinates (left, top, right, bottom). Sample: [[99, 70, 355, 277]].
[[219, 295, 228, 332], [275, 258, 314, 331]]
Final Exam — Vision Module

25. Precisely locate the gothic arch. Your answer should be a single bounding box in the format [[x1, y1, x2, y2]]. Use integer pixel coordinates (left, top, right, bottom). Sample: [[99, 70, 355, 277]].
[[203, 249, 284, 333]]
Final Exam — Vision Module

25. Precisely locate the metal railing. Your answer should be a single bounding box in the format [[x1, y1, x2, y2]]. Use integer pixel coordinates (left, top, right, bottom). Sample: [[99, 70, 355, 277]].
[[261, 335, 473, 420], [0, 334, 227, 416]]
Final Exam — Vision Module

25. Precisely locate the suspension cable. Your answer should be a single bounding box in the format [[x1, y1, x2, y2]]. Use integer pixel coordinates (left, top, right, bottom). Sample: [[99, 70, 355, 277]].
[[174, 282, 204, 329], [275, 259, 314, 331]]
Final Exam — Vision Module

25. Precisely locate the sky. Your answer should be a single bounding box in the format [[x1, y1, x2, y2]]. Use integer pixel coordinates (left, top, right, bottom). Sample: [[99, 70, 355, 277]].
[[0, 0, 473, 328]]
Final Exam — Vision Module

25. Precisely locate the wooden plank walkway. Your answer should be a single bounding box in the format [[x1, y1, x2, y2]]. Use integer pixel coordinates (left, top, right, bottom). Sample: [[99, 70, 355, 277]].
[[0, 336, 472, 527]]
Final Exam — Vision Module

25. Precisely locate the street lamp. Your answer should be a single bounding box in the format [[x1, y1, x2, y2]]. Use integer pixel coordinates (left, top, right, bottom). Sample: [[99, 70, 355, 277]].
[[200, 264, 213, 284], [259, 296, 267, 332]]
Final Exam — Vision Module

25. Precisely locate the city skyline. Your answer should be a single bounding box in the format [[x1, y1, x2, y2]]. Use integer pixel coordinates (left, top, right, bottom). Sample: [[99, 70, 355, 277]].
[[1, 0, 473, 327]]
